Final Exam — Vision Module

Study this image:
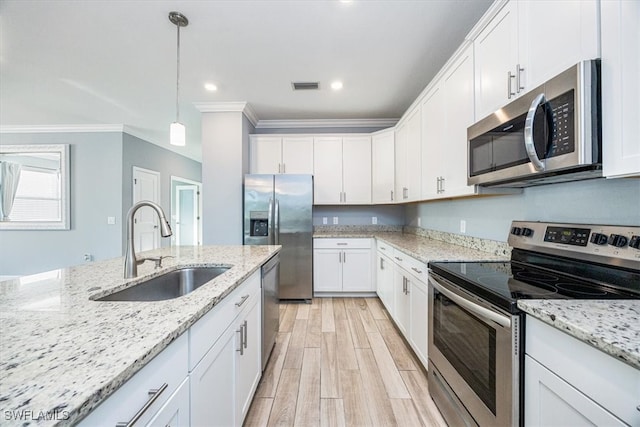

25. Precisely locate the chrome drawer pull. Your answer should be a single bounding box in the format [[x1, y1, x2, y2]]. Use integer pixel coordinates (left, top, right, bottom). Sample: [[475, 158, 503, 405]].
[[236, 325, 244, 355], [337, 243, 348, 246], [235, 294, 250, 307], [411, 267, 423, 274], [395, 256, 403, 262], [115, 383, 168, 427], [243, 320, 248, 349]]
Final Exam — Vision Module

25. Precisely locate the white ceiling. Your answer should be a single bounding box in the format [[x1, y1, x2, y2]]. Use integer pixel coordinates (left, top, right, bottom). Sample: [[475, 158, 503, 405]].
[[0, 0, 492, 161]]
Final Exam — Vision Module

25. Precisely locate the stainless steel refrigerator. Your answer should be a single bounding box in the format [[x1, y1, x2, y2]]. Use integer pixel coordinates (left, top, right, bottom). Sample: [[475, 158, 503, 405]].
[[243, 174, 313, 301]]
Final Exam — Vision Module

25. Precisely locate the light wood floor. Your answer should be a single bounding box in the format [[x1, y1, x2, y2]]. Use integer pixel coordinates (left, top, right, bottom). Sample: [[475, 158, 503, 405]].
[[244, 297, 447, 427]]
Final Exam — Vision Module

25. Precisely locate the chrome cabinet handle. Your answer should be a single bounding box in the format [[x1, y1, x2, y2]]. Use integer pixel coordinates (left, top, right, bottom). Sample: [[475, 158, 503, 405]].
[[337, 242, 348, 246], [436, 177, 441, 193], [278, 163, 281, 173], [343, 252, 346, 263], [411, 267, 423, 274], [441, 177, 445, 193], [507, 71, 516, 99], [282, 163, 286, 174], [338, 252, 342, 263], [380, 246, 386, 251], [516, 64, 525, 93], [236, 325, 244, 355], [235, 294, 250, 307], [403, 187, 408, 199], [343, 192, 347, 203], [395, 256, 403, 262], [524, 93, 547, 171], [402, 277, 407, 293], [242, 320, 248, 349], [390, 190, 394, 201], [115, 383, 168, 427], [380, 257, 384, 269]]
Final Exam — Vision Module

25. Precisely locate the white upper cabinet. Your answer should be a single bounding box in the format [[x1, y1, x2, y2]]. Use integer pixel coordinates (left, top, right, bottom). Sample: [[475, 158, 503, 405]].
[[342, 136, 372, 205], [474, 0, 600, 120], [601, 0, 640, 178], [395, 106, 421, 202], [372, 129, 396, 204], [313, 136, 372, 205], [518, 0, 599, 91], [249, 135, 313, 174], [474, 1, 519, 120], [422, 44, 476, 200]]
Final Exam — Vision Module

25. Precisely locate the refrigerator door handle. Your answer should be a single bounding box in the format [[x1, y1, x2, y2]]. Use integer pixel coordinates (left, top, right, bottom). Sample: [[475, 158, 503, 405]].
[[268, 198, 274, 245], [274, 199, 280, 245]]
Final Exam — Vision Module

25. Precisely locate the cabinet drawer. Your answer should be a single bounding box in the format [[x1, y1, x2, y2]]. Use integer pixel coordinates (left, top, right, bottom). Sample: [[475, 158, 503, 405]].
[[391, 249, 427, 282], [79, 333, 188, 427], [314, 238, 372, 249], [189, 270, 261, 370], [376, 240, 393, 254]]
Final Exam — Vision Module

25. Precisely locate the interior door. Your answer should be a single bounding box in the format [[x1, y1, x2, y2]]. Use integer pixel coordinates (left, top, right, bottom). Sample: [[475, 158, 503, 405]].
[[175, 184, 198, 246], [132, 167, 160, 252]]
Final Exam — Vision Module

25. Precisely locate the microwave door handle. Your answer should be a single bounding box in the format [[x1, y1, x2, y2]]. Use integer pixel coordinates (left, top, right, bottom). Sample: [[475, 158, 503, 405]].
[[429, 277, 511, 328], [524, 93, 546, 171]]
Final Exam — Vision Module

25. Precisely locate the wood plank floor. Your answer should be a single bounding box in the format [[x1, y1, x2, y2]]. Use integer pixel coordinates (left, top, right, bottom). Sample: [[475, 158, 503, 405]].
[[245, 297, 447, 427]]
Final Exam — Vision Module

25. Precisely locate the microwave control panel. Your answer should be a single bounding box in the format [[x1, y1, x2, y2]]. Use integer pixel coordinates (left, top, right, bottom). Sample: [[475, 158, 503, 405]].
[[546, 90, 575, 158]]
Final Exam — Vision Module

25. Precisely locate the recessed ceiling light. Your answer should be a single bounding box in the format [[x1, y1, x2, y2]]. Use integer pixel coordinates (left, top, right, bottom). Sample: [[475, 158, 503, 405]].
[[204, 83, 218, 92], [331, 81, 343, 91]]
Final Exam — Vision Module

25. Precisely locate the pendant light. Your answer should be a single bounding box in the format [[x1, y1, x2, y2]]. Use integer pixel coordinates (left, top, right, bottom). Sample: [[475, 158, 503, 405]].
[[169, 11, 188, 146]]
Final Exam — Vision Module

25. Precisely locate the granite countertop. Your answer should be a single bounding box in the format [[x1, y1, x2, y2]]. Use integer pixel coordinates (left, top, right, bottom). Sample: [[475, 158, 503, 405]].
[[0, 245, 280, 426], [313, 229, 510, 263], [518, 300, 640, 370]]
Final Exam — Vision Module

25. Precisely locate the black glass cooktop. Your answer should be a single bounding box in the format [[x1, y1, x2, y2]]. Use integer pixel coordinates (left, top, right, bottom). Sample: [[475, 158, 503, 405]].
[[429, 260, 640, 313]]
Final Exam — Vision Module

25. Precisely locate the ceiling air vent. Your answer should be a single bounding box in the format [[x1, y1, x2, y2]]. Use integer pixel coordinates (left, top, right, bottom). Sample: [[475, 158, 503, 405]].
[[292, 81, 320, 91]]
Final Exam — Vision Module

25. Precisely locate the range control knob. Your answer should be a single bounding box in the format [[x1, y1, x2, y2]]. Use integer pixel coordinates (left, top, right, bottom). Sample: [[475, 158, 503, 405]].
[[522, 227, 534, 237], [629, 235, 640, 250], [511, 227, 522, 236], [608, 234, 628, 248], [590, 233, 608, 245]]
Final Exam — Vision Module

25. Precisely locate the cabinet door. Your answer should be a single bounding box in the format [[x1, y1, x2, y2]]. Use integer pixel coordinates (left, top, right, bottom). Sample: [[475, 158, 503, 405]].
[[282, 136, 314, 174], [394, 123, 408, 202], [405, 108, 422, 202], [525, 356, 626, 427], [408, 278, 428, 367], [376, 253, 395, 315], [235, 296, 262, 424], [146, 378, 190, 427], [313, 249, 343, 292], [441, 45, 475, 197], [474, 1, 519, 119], [421, 84, 445, 200], [250, 136, 282, 174], [342, 136, 372, 205], [313, 137, 343, 204], [190, 324, 237, 427], [393, 269, 410, 334], [372, 130, 396, 203], [342, 248, 373, 292], [518, 0, 599, 92], [602, 0, 640, 178]]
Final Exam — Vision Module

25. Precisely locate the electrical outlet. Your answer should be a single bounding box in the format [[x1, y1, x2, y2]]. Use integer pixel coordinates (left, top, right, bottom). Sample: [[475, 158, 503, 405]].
[[83, 254, 93, 262], [322, 217, 328, 225], [333, 217, 339, 225], [418, 217, 421, 227], [107, 216, 116, 225], [372, 216, 378, 225], [460, 219, 466, 233]]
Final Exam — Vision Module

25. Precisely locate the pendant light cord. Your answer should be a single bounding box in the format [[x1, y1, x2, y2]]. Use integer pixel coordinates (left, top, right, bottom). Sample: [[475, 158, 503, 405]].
[[176, 23, 181, 123]]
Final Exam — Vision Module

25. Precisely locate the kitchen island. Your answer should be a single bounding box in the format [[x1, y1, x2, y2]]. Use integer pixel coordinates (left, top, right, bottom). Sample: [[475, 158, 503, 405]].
[[0, 245, 280, 426]]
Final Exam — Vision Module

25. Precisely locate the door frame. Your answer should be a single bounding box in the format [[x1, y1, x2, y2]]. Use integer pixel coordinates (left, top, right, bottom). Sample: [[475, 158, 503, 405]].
[[132, 166, 161, 250], [171, 175, 202, 246]]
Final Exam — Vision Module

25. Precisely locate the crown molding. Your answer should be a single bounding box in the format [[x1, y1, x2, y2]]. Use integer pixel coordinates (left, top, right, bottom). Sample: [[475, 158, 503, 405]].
[[193, 101, 259, 127], [255, 118, 398, 129], [0, 124, 125, 133]]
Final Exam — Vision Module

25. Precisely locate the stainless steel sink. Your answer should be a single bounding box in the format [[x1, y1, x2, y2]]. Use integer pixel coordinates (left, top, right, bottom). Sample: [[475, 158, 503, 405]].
[[97, 266, 230, 302]]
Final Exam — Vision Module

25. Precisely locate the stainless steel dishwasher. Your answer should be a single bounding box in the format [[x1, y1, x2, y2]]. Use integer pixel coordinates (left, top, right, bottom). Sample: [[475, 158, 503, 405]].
[[261, 254, 280, 370]]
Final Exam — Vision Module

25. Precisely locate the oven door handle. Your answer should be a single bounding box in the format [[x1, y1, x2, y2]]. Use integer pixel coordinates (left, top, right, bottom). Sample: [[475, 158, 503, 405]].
[[430, 277, 511, 328], [524, 92, 546, 172]]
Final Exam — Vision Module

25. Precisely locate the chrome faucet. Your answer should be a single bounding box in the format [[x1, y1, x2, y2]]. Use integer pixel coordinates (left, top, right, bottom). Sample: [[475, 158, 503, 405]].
[[124, 200, 173, 279]]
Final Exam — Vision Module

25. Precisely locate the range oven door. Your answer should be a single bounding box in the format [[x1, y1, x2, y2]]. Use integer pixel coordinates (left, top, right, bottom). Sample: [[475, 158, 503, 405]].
[[428, 271, 520, 427]]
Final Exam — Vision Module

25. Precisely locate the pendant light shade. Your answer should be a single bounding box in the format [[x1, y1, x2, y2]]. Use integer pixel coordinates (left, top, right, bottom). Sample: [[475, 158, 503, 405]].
[[169, 11, 188, 146]]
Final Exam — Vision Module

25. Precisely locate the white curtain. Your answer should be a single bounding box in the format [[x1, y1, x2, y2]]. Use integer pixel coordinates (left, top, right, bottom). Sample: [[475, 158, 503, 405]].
[[0, 161, 22, 221]]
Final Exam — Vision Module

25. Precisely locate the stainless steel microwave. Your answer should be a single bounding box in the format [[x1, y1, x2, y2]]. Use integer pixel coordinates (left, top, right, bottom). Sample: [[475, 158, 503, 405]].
[[467, 60, 601, 187]]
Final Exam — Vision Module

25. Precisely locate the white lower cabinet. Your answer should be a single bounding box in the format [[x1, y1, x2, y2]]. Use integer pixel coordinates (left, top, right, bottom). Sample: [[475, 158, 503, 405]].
[[408, 277, 428, 366], [393, 267, 411, 335], [376, 249, 395, 316], [80, 271, 263, 427], [313, 238, 374, 294], [525, 316, 640, 426]]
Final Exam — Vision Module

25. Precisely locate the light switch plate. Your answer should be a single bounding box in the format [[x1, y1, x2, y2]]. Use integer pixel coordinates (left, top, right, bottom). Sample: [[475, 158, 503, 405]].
[[372, 216, 378, 225], [332, 217, 339, 225], [322, 217, 328, 225], [418, 217, 421, 227], [460, 219, 466, 233]]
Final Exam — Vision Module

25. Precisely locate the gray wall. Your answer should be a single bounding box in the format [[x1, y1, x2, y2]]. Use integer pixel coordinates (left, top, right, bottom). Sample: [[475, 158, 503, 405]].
[[313, 205, 405, 226], [201, 112, 253, 245], [0, 132, 123, 276], [122, 133, 202, 250], [405, 178, 640, 242]]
